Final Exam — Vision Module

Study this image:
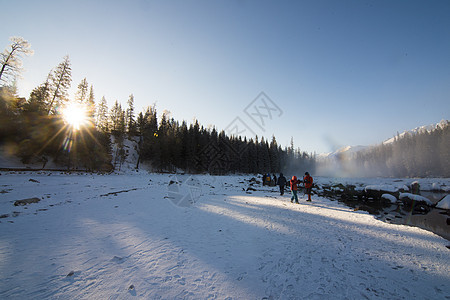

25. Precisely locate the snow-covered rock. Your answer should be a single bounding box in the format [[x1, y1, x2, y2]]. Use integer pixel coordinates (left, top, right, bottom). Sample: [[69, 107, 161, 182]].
[[430, 182, 450, 192], [431, 183, 440, 191], [399, 193, 433, 206], [436, 195, 450, 210], [381, 194, 398, 203], [365, 184, 407, 193]]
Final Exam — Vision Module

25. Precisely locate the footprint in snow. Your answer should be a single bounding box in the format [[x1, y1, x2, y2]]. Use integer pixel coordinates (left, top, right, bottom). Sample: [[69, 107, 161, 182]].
[[237, 272, 247, 281], [111, 256, 127, 264]]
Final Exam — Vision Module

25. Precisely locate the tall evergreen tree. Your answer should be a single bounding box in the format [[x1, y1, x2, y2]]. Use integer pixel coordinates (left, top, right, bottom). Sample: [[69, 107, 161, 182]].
[[24, 72, 52, 114], [126, 94, 136, 136], [87, 85, 95, 118], [96, 96, 109, 132], [48, 56, 72, 114], [75, 77, 89, 103], [110, 100, 124, 133], [139, 105, 158, 166]]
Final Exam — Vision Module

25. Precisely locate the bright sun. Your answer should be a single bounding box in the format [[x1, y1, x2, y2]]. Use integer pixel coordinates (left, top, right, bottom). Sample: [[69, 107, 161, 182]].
[[63, 102, 88, 130]]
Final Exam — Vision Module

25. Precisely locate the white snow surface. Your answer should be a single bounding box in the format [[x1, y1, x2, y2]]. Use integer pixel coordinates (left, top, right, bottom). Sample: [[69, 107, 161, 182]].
[[365, 185, 405, 193], [0, 172, 449, 299], [436, 195, 450, 210], [399, 193, 434, 205]]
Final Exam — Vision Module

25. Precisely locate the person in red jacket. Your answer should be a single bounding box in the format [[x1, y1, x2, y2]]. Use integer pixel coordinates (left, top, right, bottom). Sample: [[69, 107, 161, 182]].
[[303, 172, 313, 202], [290, 175, 300, 204]]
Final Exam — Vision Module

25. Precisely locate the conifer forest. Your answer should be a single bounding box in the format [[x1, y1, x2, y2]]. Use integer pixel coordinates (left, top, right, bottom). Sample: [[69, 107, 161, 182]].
[[0, 39, 448, 177]]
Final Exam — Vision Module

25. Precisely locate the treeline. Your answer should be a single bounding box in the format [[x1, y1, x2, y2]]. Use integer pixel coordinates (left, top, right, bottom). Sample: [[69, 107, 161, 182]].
[[318, 122, 449, 178], [0, 48, 315, 174], [354, 123, 449, 177], [130, 106, 315, 174]]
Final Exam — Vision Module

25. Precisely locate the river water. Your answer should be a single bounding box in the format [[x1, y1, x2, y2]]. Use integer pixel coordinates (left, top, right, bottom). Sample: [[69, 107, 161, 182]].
[[338, 191, 450, 241]]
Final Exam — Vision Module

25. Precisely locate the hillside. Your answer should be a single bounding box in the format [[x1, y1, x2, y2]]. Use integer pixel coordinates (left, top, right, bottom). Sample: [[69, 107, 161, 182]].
[[383, 119, 449, 145], [320, 119, 449, 159], [316, 119, 449, 177]]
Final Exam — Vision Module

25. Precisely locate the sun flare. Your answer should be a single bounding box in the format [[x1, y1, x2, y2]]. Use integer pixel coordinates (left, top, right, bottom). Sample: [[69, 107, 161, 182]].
[[62, 102, 88, 130]]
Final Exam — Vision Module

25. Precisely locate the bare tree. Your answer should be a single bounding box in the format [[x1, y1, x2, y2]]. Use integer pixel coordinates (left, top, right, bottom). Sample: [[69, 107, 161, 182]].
[[0, 37, 33, 85]]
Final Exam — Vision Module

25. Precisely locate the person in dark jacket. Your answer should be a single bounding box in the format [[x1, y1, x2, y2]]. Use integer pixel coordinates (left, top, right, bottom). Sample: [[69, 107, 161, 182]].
[[263, 173, 271, 186], [277, 173, 287, 195]]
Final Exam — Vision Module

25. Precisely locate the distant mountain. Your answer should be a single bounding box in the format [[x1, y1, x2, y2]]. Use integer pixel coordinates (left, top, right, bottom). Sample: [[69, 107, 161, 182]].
[[383, 119, 449, 145], [319, 119, 449, 159], [318, 145, 368, 159]]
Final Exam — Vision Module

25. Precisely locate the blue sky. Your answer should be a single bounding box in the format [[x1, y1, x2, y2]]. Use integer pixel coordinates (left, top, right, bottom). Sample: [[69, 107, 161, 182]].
[[2, 0, 449, 154]]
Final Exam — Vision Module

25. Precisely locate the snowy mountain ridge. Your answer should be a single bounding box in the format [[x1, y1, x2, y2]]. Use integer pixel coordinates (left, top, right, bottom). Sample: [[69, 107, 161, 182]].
[[320, 119, 448, 159], [383, 119, 448, 145], [319, 145, 368, 159]]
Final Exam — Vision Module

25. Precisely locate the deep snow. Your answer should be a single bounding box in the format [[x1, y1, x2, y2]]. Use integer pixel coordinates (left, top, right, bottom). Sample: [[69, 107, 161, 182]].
[[0, 172, 449, 299]]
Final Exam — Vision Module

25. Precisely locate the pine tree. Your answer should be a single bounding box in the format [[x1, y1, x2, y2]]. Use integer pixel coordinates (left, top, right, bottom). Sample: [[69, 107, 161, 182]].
[[96, 96, 109, 132], [24, 73, 52, 114], [126, 94, 136, 136], [75, 78, 89, 103], [177, 120, 189, 170], [110, 100, 124, 134], [0, 87, 21, 142], [139, 105, 159, 168], [48, 56, 72, 114], [269, 135, 280, 172], [87, 85, 95, 118]]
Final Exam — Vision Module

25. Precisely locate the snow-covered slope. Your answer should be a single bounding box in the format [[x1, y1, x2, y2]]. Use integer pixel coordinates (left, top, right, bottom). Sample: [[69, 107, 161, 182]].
[[383, 119, 449, 145], [110, 136, 143, 173], [319, 145, 368, 159], [319, 119, 448, 158], [0, 173, 449, 299]]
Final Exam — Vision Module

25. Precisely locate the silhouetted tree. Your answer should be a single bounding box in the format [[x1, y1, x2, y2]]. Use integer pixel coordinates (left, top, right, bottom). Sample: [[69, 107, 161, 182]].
[[126, 94, 136, 136], [0, 37, 33, 85], [48, 56, 72, 114]]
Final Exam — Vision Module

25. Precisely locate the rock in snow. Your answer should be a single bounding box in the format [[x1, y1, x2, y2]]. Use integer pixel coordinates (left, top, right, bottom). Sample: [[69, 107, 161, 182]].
[[13, 197, 40, 206], [399, 192, 433, 205], [381, 193, 398, 203]]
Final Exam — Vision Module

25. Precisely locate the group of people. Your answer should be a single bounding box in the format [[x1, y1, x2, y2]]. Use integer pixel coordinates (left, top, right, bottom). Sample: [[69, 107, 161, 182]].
[[262, 173, 278, 186], [273, 172, 313, 203]]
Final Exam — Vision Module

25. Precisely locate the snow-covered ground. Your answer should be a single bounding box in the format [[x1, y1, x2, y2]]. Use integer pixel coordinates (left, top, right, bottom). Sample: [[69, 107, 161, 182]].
[[0, 172, 449, 299]]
